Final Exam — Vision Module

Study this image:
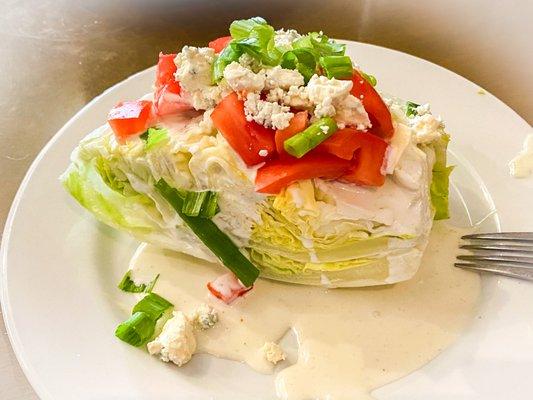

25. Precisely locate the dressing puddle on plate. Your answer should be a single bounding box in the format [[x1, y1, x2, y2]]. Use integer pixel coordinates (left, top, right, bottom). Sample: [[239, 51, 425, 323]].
[[129, 221, 480, 400]]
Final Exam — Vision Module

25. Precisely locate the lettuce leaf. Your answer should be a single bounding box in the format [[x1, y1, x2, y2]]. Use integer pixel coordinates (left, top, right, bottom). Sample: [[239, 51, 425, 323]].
[[62, 158, 159, 233], [430, 133, 453, 220]]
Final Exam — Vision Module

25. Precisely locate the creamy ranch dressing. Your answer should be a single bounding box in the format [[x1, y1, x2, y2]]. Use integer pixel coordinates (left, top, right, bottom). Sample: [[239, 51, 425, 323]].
[[130, 222, 480, 399], [509, 133, 533, 178]]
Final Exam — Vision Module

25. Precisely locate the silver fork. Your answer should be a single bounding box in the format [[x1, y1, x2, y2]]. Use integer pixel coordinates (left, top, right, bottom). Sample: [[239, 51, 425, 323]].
[[455, 233, 533, 280]]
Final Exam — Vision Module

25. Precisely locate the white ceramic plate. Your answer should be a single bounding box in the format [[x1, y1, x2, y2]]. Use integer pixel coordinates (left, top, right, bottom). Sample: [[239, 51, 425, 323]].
[[2, 41, 533, 400]]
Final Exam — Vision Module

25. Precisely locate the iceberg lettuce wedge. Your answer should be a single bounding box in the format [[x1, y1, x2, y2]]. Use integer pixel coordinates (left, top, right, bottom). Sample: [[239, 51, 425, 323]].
[[62, 95, 450, 287]]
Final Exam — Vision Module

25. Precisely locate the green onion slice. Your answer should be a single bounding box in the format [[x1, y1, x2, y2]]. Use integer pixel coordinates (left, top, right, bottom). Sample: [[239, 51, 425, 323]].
[[182, 191, 219, 217], [132, 293, 174, 322], [284, 117, 338, 158], [155, 179, 260, 287], [406, 101, 420, 117], [175, 189, 219, 218], [319, 56, 353, 79], [117, 270, 160, 293], [115, 311, 156, 347]]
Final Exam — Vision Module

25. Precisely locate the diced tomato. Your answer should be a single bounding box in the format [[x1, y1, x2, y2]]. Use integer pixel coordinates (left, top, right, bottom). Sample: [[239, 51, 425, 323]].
[[350, 70, 394, 140], [153, 53, 191, 115], [341, 132, 388, 186], [255, 153, 350, 194], [208, 36, 233, 53], [156, 52, 177, 88], [211, 92, 276, 166], [154, 81, 191, 116], [207, 273, 252, 304], [275, 111, 308, 157], [108, 100, 153, 143], [318, 127, 361, 160], [247, 121, 276, 160]]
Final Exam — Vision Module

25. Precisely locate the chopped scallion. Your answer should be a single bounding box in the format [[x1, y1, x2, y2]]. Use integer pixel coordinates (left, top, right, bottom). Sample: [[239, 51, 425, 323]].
[[284, 117, 338, 158], [200, 191, 219, 218], [155, 179, 260, 287], [117, 270, 160, 293], [319, 56, 353, 79], [144, 275, 160, 293], [115, 311, 155, 347], [132, 293, 174, 322], [175, 189, 220, 218], [182, 191, 208, 217], [406, 101, 420, 117], [187, 191, 217, 217]]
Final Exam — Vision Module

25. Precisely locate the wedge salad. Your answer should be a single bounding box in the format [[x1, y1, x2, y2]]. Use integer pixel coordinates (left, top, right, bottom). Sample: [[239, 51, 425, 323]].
[[62, 17, 452, 299]]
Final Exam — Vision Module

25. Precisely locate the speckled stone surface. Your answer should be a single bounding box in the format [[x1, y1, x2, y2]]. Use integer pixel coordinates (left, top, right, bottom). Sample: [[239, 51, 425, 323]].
[[0, 1, 531, 398]]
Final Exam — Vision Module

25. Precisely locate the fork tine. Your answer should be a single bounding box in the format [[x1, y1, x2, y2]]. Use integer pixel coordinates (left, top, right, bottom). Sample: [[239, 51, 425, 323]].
[[455, 262, 533, 281], [462, 232, 533, 242], [457, 254, 533, 268], [460, 244, 533, 253], [457, 254, 533, 265]]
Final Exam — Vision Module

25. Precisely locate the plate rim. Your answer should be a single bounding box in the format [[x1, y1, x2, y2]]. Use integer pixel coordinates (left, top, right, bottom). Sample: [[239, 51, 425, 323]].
[[1, 40, 530, 399]]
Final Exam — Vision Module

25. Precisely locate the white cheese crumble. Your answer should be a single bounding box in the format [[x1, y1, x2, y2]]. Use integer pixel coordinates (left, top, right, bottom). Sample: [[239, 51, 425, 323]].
[[223, 62, 266, 93], [285, 74, 370, 129], [238, 53, 259, 71], [266, 86, 314, 109], [274, 29, 302, 47], [335, 94, 372, 130], [261, 341, 286, 364], [244, 92, 294, 130], [264, 66, 305, 90], [174, 46, 222, 110], [307, 74, 353, 118], [410, 113, 443, 144], [147, 311, 196, 366], [415, 103, 431, 116], [191, 304, 218, 330]]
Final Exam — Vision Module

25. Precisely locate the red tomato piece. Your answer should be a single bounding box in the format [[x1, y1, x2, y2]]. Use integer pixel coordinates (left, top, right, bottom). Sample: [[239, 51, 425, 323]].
[[156, 52, 177, 88], [350, 70, 394, 140], [255, 153, 351, 194], [341, 132, 388, 186], [154, 81, 191, 116], [208, 36, 233, 53], [318, 127, 361, 160], [275, 111, 308, 157], [107, 100, 153, 143], [207, 273, 252, 304], [211, 92, 275, 166], [153, 53, 191, 116], [247, 121, 276, 161]]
